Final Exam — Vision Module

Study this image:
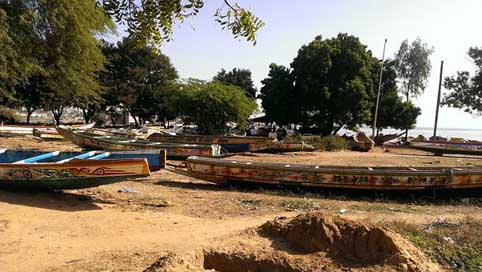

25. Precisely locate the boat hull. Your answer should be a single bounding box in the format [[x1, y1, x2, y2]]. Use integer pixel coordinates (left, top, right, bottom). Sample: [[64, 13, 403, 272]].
[[56, 126, 220, 158], [147, 133, 274, 152], [0, 158, 149, 190], [186, 157, 482, 190], [259, 142, 315, 153], [0, 150, 166, 171], [411, 140, 482, 155]]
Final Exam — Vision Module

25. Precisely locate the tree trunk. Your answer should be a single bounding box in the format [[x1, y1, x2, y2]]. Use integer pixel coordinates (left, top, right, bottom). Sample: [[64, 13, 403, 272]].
[[110, 113, 116, 127], [132, 114, 139, 127], [26, 106, 35, 124], [51, 108, 63, 125], [82, 109, 90, 124]]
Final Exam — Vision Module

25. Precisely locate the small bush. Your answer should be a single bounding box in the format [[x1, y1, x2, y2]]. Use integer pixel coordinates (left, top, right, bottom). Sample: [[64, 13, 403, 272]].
[[0, 106, 20, 123], [317, 135, 347, 151]]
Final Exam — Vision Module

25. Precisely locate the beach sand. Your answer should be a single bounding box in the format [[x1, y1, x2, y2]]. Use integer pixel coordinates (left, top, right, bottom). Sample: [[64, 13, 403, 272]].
[[0, 137, 481, 271]]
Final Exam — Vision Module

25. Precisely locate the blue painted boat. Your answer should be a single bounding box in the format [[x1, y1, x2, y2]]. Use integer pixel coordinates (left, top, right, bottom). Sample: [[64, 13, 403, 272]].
[[0, 150, 166, 171]]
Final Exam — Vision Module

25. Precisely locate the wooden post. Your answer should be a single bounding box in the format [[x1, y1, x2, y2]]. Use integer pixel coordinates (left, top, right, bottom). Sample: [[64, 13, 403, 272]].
[[372, 38, 388, 139], [433, 61, 444, 139]]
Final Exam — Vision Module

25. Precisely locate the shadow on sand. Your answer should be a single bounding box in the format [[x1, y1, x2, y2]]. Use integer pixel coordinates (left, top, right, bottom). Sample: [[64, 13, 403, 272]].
[[0, 189, 114, 211]]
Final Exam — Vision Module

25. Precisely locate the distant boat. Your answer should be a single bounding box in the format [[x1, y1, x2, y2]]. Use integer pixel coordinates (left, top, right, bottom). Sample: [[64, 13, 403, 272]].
[[147, 133, 275, 152], [185, 156, 482, 190], [56, 126, 221, 158], [411, 139, 482, 155], [0, 122, 95, 137], [259, 141, 315, 152], [353, 132, 375, 151], [0, 149, 150, 190], [374, 133, 402, 145]]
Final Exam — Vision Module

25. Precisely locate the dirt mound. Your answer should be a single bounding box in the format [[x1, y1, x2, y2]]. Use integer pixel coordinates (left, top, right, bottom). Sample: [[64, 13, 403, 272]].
[[143, 251, 203, 272], [145, 213, 442, 272], [259, 212, 441, 271]]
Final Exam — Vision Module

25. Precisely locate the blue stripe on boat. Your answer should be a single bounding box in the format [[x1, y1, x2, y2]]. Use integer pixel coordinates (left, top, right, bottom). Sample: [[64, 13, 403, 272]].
[[56, 151, 98, 163], [13, 151, 60, 164], [88, 152, 111, 160]]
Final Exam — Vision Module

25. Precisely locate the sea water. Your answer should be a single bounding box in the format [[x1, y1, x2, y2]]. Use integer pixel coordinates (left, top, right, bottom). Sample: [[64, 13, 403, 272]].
[[341, 127, 482, 141]]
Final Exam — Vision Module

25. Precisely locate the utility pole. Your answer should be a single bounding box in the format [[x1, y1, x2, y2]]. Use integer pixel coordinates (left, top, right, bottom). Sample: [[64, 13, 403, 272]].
[[433, 60, 444, 139], [372, 38, 387, 139]]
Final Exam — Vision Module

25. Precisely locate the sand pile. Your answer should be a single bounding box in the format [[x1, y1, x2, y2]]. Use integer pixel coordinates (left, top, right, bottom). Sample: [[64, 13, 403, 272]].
[[146, 213, 442, 272], [258, 213, 441, 271]]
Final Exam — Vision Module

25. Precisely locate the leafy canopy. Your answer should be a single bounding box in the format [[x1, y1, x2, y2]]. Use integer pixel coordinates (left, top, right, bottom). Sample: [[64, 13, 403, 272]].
[[100, 38, 178, 125], [394, 37, 434, 99], [259, 63, 299, 125], [443, 47, 482, 115], [213, 68, 257, 98], [369, 60, 421, 131], [290, 34, 376, 135], [100, 0, 264, 45], [1, 0, 113, 124], [177, 81, 257, 134]]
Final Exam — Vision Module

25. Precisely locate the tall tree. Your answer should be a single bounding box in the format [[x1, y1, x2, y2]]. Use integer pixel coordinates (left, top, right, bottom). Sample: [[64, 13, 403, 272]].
[[290, 34, 376, 136], [178, 81, 257, 134], [443, 47, 482, 115], [99, 0, 264, 45], [213, 68, 257, 98], [38, 0, 113, 124], [14, 75, 46, 124], [0, 1, 41, 101], [394, 37, 433, 138], [369, 60, 421, 134], [259, 64, 299, 125], [100, 38, 178, 126], [394, 37, 434, 100]]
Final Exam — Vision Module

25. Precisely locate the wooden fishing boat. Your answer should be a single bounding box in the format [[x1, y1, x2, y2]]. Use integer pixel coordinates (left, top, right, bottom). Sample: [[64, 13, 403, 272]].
[[260, 141, 316, 152], [147, 133, 275, 152], [353, 132, 375, 151], [0, 122, 95, 137], [185, 156, 482, 190], [0, 151, 150, 190], [0, 149, 166, 171], [411, 139, 482, 155], [56, 126, 221, 158], [374, 133, 402, 145]]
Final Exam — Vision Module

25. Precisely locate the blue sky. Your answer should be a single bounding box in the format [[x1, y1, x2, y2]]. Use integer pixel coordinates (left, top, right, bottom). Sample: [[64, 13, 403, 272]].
[[114, 0, 482, 129]]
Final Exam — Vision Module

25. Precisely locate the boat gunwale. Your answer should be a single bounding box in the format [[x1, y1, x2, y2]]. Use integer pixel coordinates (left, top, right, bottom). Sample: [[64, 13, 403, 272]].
[[412, 139, 482, 146], [186, 156, 482, 176], [57, 126, 218, 150]]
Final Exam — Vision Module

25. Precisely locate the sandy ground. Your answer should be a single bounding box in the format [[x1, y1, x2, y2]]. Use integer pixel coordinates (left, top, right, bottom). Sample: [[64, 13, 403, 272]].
[[0, 137, 481, 271]]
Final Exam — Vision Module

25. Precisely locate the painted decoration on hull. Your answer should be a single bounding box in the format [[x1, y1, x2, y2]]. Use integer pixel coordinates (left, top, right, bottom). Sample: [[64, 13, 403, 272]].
[[3, 167, 136, 180]]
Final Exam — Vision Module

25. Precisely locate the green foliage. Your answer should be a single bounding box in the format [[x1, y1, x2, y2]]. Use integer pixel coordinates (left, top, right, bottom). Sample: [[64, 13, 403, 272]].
[[1, 0, 114, 124], [213, 68, 257, 98], [13, 75, 46, 123], [370, 60, 421, 131], [394, 37, 434, 100], [178, 81, 257, 135], [100, 0, 263, 46], [318, 135, 348, 151], [393, 218, 482, 272], [443, 47, 482, 115], [290, 34, 376, 135], [259, 64, 299, 125], [0, 1, 41, 100], [0, 106, 19, 122], [100, 38, 178, 126]]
